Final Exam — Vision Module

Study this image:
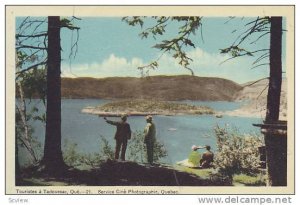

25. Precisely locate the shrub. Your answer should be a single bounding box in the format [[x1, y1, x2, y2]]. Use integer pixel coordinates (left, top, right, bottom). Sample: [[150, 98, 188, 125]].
[[63, 140, 84, 167], [128, 130, 168, 163], [98, 136, 114, 160], [63, 136, 114, 169], [213, 125, 263, 179], [63, 131, 167, 168]]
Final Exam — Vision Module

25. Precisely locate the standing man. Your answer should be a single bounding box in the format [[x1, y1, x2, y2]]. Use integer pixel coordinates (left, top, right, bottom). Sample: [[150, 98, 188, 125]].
[[144, 115, 156, 165], [104, 114, 131, 161]]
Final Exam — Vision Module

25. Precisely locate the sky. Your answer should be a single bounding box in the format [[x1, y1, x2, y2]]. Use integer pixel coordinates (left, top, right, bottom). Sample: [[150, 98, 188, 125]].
[[17, 17, 286, 84]]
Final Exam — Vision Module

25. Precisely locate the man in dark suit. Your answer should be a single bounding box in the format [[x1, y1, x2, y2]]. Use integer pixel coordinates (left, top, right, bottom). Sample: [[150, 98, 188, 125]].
[[104, 114, 131, 161]]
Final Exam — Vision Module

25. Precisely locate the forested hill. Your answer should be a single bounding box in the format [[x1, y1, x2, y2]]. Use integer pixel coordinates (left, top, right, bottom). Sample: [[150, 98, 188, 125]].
[[61, 75, 242, 101]]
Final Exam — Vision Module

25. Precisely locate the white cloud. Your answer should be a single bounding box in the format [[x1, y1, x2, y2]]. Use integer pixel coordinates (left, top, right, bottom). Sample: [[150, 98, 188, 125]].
[[61, 54, 144, 78], [148, 47, 269, 83], [61, 48, 269, 83]]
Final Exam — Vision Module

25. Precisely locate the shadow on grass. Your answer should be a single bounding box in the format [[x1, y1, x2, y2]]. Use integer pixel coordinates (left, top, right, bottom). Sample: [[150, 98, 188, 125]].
[[17, 160, 231, 186]]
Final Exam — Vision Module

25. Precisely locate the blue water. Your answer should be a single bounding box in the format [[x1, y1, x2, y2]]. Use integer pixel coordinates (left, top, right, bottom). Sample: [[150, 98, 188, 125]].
[[21, 99, 263, 165]]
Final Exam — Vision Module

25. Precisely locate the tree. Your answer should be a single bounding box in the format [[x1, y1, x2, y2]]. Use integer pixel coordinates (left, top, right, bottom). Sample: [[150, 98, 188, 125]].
[[41, 16, 65, 170], [266, 17, 282, 122], [42, 17, 80, 172], [15, 16, 80, 173], [221, 17, 285, 186], [123, 16, 286, 186], [15, 23, 47, 171], [263, 17, 286, 186]]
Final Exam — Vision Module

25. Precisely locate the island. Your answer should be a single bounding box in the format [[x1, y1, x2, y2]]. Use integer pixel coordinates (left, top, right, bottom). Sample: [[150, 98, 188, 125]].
[[81, 99, 215, 117]]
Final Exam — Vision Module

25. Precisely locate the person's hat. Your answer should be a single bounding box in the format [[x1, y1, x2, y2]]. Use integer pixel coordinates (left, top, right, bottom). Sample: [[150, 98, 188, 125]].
[[145, 115, 153, 121], [121, 114, 128, 120], [205, 145, 211, 150], [191, 145, 198, 151]]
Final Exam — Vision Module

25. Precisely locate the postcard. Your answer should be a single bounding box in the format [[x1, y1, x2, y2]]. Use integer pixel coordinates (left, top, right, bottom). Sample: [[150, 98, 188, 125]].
[[6, 5, 295, 195]]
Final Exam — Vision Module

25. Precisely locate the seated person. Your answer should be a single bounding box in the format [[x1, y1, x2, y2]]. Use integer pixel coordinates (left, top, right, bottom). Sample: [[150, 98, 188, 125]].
[[187, 145, 201, 167], [200, 145, 214, 168]]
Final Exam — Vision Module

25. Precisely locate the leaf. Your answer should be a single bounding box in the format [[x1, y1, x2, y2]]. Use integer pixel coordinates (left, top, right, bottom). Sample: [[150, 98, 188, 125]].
[[184, 39, 195, 47]]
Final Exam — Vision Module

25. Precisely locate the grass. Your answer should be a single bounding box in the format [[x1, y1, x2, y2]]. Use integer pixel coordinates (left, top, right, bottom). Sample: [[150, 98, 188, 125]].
[[174, 165, 214, 179], [233, 173, 266, 186], [174, 165, 266, 186], [18, 162, 266, 187], [17, 160, 231, 186]]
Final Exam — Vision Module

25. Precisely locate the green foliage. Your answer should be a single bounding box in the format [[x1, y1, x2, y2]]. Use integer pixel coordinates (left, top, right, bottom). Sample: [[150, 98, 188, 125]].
[[15, 38, 45, 165], [213, 125, 264, 178], [220, 46, 254, 58], [63, 140, 83, 167], [128, 130, 168, 163], [60, 18, 80, 30], [62, 129, 168, 168], [63, 131, 167, 168], [122, 16, 144, 27], [63, 136, 114, 169], [17, 68, 47, 102], [15, 109, 43, 164], [122, 16, 203, 75], [99, 136, 114, 160]]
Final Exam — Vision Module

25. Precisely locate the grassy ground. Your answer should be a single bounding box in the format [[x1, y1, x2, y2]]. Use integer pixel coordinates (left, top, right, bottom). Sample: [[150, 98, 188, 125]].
[[18, 161, 266, 187], [174, 165, 266, 186], [17, 160, 230, 186], [233, 173, 266, 186]]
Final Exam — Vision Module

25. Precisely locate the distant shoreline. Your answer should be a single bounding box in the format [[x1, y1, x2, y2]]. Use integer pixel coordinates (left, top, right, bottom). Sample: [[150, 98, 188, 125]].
[[223, 107, 287, 120], [81, 107, 213, 117], [81, 99, 215, 117]]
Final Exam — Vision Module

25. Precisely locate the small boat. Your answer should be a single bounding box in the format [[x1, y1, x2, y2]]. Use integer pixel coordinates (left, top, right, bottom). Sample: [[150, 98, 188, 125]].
[[168, 128, 177, 131], [215, 114, 223, 118]]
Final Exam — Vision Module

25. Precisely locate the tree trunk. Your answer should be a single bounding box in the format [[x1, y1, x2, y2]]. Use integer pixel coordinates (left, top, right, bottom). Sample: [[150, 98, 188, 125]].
[[266, 17, 282, 122], [16, 81, 38, 163], [264, 17, 286, 186], [15, 126, 20, 184], [42, 16, 65, 171]]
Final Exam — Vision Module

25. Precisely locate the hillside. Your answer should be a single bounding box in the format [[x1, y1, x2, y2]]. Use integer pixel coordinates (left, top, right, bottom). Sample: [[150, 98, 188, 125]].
[[227, 78, 287, 119], [61, 75, 242, 101]]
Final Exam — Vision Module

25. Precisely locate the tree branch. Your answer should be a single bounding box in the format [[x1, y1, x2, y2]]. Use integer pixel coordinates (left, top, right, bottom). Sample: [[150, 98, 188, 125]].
[[16, 45, 47, 50], [72, 16, 82, 20], [224, 16, 236, 24], [16, 33, 47, 38], [256, 84, 269, 100], [253, 53, 269, 65], [243, 77, 269, 88], [16, 60, 47, 77], [250, 31, 270, 44], [250, 63, 269, 69]]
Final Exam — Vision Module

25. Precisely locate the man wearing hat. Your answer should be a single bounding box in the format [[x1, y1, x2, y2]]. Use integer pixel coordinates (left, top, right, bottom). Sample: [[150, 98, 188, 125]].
[[104, 114, 131, 161], [200, 145, 214, 168], [144, 115, 156, 164]]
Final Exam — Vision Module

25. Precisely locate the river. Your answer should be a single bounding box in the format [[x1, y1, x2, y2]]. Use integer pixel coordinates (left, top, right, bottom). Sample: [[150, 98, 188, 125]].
[[19, 99, 263, 166]]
